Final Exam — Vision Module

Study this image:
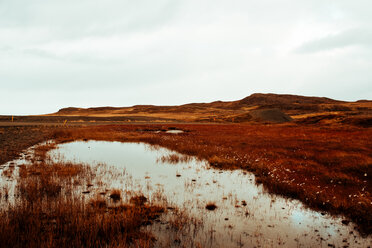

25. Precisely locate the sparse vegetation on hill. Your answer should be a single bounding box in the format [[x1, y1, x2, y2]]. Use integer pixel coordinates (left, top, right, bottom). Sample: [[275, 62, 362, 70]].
[[46, 93, 371, 126], [237, 93, 341, 106]]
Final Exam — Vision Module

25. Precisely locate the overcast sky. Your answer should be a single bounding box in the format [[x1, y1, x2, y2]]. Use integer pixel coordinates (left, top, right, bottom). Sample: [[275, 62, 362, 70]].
[[1, 0, 371, 115]]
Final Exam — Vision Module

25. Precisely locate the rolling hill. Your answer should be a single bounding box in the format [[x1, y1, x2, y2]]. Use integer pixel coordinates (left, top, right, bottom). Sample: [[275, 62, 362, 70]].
[[49, 93, 372, 125]]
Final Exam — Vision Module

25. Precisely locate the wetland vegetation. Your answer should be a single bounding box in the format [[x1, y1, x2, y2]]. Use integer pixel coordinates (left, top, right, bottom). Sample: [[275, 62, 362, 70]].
[[0, 122, 371, 247]]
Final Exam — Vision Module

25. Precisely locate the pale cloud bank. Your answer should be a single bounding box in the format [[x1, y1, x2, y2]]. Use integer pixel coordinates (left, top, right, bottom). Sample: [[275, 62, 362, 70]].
[[0, 0, 371, 114]]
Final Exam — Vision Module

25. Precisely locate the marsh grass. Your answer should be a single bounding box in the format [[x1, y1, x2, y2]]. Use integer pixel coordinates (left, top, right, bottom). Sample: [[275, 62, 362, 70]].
[[167, 207, 203, 233], [110, 189, 122, 202], [0, 143, 164, 248], [50, 124, 372, 234], [130, 195, 147, 206], [0, 196, 161, 248], [157, 153, 193, 164]]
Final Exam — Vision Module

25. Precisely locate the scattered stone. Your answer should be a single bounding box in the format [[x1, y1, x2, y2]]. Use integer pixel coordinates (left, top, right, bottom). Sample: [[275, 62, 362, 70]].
[[341, 219, 350, 225], [206, 203, 217, 211]]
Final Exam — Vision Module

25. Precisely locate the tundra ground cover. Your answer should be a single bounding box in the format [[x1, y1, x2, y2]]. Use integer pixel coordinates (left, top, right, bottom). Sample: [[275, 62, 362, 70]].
[[1, 123, 371, 237], [50, 123, 372, 234]]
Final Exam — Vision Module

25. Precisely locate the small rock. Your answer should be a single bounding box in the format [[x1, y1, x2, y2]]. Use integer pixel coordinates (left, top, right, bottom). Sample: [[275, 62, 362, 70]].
[[341, 219, 350, 225], [206, 203, 217, 211]]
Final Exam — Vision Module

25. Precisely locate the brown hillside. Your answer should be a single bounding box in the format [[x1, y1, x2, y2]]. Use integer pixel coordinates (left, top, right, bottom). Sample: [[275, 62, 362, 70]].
[[51, 93, 371, 126], [249, 108, 293, 123], [237, 93, 342, 106]]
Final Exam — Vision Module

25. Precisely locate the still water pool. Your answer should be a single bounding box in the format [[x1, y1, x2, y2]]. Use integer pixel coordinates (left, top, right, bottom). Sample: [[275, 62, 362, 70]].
[[48, 141, 371, 248]]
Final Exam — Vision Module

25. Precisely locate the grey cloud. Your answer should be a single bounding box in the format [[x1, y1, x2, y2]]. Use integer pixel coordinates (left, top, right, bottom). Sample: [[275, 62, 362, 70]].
[[1, 0, 372, 115], [0, 0, 179, 39], [296, 28, 372, 53]]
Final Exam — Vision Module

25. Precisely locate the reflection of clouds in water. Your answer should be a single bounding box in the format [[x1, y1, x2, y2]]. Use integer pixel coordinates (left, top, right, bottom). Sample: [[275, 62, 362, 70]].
[[47, 141, 371, 248], [291, 210, 305, 224]]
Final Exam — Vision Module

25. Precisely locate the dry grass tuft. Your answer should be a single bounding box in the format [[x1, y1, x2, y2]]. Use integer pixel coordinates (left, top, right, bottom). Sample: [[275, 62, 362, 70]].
[[130, 195, 147, 206], [90, 196, 107, 209], [110, 189, 121, 201], [157, 154, 192, 164]]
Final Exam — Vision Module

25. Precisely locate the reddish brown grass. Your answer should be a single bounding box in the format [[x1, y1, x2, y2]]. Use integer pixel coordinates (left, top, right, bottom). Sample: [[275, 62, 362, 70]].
[[130, 195, 148, 206], [157, 153, 193, 164], [110, 189, 122, 201], [50, 123, 372, 234], [0, 142, 164, 247]]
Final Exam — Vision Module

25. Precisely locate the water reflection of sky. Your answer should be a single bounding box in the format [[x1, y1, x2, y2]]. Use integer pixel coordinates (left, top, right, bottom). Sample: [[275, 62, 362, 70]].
[[291, 210, 305, 224], [46, 141, 371, 248]]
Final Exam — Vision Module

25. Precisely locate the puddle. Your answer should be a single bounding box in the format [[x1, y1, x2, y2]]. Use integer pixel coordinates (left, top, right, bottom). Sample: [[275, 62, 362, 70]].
[[165, 130, 184, 134], [152, 130, 184, 134], [5, 140, 370, 247], [0, 144, 40, 207]]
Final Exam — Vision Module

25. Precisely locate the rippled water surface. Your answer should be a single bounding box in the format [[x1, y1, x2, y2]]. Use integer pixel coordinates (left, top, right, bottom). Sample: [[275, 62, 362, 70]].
[[45, 141, 371, 247]]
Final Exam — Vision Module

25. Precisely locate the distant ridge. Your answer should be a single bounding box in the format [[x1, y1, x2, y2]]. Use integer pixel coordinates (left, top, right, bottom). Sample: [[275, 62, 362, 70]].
[[236, 93, 342, 106], [56, 93, 345, 114], [50, 93, 371, 125]]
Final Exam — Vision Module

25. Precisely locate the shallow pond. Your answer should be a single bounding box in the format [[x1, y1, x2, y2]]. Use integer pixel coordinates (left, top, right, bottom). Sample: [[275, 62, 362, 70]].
[[45, 141, 371, 247]]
